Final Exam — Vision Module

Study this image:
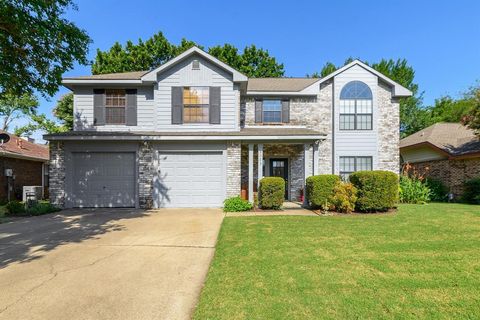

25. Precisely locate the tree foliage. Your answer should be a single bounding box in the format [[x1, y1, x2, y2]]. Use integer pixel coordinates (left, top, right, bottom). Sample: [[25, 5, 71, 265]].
[[91, 32, 284, 77], [53, 93, 74, 130], [0, 92, 38, 131], [461, 87, 480, 135], [0, 0, 90, 97]]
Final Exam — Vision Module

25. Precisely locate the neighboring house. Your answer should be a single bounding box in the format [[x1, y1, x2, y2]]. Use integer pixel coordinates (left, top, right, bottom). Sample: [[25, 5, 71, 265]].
[[0, 131, 49, 201], [400, 123, 480, 198], [44, 47, 412, 208]]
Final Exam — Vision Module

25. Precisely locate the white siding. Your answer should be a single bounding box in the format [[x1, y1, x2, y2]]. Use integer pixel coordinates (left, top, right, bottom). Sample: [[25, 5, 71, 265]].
[[401, 146, 447, 163], [333, 65, 379, 174], [73, 86, 155, 131], [155, 55, 239, 131]]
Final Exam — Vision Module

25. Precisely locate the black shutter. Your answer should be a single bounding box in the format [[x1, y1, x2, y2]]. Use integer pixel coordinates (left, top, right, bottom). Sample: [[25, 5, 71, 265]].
[[125, 89, 137, 126], [209, 87, 221, 124], [255, 99, 263, 123], [93, 89, 105, 126], [171, 87, 183, 124], [281, 99, 290, 123]]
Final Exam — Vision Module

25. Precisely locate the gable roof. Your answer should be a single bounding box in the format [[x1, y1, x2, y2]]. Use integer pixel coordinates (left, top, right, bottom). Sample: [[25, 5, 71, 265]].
[[400, 123, 480, 157], [141, 46, 248, 82], [319, 60, 412, 97], [247, 78, 319, 92], [0, 131, 49, 161]]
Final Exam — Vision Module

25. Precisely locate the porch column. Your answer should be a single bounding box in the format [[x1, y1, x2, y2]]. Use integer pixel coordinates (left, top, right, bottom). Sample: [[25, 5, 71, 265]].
[[257, 144, 263, 189], [313, 141, 319, 175], [304, 144, 310, 206], [248, 143, 254, 203]]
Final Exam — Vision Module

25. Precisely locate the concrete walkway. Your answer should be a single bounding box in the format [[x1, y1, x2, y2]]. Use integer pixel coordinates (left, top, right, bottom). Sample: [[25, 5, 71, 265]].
[[0, 208, 224, 320]]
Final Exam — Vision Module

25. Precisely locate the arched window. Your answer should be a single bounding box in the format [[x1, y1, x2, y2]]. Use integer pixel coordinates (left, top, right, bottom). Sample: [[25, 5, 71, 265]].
[[339, 81, 373, 130]]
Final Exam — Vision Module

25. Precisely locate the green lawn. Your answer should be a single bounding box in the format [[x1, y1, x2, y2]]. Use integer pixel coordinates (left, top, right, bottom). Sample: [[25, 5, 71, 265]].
[[194, 203, 480, 320]]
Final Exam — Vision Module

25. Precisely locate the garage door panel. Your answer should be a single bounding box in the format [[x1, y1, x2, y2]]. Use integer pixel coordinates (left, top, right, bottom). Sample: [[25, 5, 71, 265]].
[[72, 152, 135, 208], [154, 151, 224, 208]]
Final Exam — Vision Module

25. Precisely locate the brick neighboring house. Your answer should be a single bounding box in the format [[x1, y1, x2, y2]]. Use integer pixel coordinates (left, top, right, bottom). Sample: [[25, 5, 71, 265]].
[[400, 123, 480, 198], [0, 131, 49, 201]]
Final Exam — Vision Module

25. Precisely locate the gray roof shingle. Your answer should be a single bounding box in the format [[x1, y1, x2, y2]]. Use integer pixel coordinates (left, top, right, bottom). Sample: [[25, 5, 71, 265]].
[[400, 123, 480, 157], [64, 71, 149, 80], [247, 78, 319, 92]]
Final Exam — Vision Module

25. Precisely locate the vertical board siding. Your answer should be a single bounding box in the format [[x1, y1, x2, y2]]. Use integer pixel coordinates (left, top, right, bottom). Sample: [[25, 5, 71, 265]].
[[333, 65, 379, 174]]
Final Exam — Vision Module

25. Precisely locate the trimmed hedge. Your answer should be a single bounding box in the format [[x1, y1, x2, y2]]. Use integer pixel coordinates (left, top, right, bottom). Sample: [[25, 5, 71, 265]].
[[350, 171, 398, 212], [463, 178, 480, 204], [259, 177, 285, 210], [305, 175, 340, 209], [6, 201, 61, 217], [223, 196, 253, 212]]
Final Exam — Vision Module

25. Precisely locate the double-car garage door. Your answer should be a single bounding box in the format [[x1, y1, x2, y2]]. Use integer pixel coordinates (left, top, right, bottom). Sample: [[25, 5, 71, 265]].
[[71, 150, 224, 208]]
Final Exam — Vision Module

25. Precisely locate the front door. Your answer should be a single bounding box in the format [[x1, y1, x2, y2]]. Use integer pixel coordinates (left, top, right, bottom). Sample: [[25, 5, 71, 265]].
[[269, 158, 288, 199]]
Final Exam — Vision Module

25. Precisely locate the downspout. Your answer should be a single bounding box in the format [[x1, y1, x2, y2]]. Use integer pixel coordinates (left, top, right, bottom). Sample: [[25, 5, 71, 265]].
[[331, 79, 335, 174]]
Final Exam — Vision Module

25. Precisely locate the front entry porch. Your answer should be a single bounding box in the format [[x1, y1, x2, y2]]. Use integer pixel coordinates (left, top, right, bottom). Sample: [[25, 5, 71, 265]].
[[241, 141, 320, 203]]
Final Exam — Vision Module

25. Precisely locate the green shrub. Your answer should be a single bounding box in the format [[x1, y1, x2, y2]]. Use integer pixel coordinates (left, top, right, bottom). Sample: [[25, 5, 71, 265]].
[[463, 178, 480, 204], [6, 201, 26, 216], [223, 196, 253, 212], [424, 178, 448, 202], [399, 175, 431, 204], [6, 201, 60, 217], [305, 175, 340, 209], [259, 177, 285, 210], [330, 182, 358, 213], [350, 171, 398, 212]]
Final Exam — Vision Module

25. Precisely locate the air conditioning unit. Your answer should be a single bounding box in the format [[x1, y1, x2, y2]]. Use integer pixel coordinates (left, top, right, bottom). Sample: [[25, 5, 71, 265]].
[[23, 186, 43, 202]]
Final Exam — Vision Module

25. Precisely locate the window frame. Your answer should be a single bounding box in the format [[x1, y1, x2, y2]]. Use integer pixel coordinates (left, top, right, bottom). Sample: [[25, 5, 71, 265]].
[[105, 89, 127, 125], [183, 86, 210, 124], [339, 81, 373, 131], [339, 156, 373, 180], [262, 99, 283, 123]]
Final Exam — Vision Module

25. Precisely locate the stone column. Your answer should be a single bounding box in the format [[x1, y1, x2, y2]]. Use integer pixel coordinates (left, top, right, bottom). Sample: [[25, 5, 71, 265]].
[[226, 142, 241, 197], [313, 141, 319, 175], [138, 141, 154, 209], [49, 141, 65, 208]]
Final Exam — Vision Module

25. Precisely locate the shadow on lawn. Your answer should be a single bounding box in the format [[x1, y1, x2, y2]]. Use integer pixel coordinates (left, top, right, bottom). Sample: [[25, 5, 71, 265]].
[[0, 209, 148, 269]]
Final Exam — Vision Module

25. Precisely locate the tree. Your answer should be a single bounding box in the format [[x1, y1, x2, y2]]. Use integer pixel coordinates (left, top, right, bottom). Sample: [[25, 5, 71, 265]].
[[0, 92, 38, 131], [461, 87, 480, 135], [0, 0, 90, 97], [53, 93, 74, 130], [91, 33, 285, 77], [14, 113, 65, 136]]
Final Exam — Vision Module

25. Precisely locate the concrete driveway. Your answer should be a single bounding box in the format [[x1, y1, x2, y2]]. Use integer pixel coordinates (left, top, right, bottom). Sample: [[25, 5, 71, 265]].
[[0, 208, 224, 320]]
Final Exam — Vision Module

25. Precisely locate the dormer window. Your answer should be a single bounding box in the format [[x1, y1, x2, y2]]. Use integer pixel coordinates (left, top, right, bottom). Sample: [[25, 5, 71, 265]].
[[192, 59, 200, 70], [339, 81, 373, 130]]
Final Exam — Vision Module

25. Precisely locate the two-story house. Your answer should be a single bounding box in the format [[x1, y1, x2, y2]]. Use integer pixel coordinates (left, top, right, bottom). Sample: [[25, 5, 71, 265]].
[[45, 47, 411, 208]]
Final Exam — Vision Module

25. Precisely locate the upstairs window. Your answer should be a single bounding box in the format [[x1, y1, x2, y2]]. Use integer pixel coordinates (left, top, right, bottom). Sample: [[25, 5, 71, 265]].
[[183, 87, 209, 123], [105, 89, 126, 124], [339, 156, 372, 180], [262, 99, 282, 123], [339, 81, 373, 130]]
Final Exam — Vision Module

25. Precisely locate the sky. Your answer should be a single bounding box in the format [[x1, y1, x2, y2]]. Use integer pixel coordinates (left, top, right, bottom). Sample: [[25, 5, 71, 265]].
[[24, 0, 480, 141]]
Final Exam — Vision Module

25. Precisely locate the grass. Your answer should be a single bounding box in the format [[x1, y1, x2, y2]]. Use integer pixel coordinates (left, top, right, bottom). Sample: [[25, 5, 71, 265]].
[[194, 203, 480, 320]]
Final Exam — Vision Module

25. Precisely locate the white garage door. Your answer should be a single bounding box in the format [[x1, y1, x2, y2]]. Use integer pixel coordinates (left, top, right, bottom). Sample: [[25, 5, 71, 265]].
[[154, 152, 225, 208], [72, 152, 136, 208]]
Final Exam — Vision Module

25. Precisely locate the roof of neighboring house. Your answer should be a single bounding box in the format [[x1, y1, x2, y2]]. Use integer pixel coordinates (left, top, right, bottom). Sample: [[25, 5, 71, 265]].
[[247, 78, 319, 92], [64, 71, 149, 80], [0, 131, 49, 161], [400, 123, 480, 157], [44, 127, 325, 141]]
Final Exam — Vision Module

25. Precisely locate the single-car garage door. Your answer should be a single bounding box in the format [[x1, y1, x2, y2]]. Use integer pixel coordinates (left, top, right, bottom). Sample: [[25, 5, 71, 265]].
[[154, 152, 224, 208], [72, 152, 136, 208]]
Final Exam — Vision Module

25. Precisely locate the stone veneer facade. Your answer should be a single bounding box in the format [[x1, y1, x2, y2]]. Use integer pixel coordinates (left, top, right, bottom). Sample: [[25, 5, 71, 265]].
[[226, 142, 241, 197], [409, 158, 480, 199], [138, 141, 154, 208], [377, 81, 401, 173], [49, 141, 65, 208]]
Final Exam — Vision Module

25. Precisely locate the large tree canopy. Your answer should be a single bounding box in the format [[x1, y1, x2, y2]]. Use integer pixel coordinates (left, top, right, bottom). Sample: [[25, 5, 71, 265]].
[[0, 0, 90, 97], [0, 92, 38, 131], [91, 32, 284, 77]]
